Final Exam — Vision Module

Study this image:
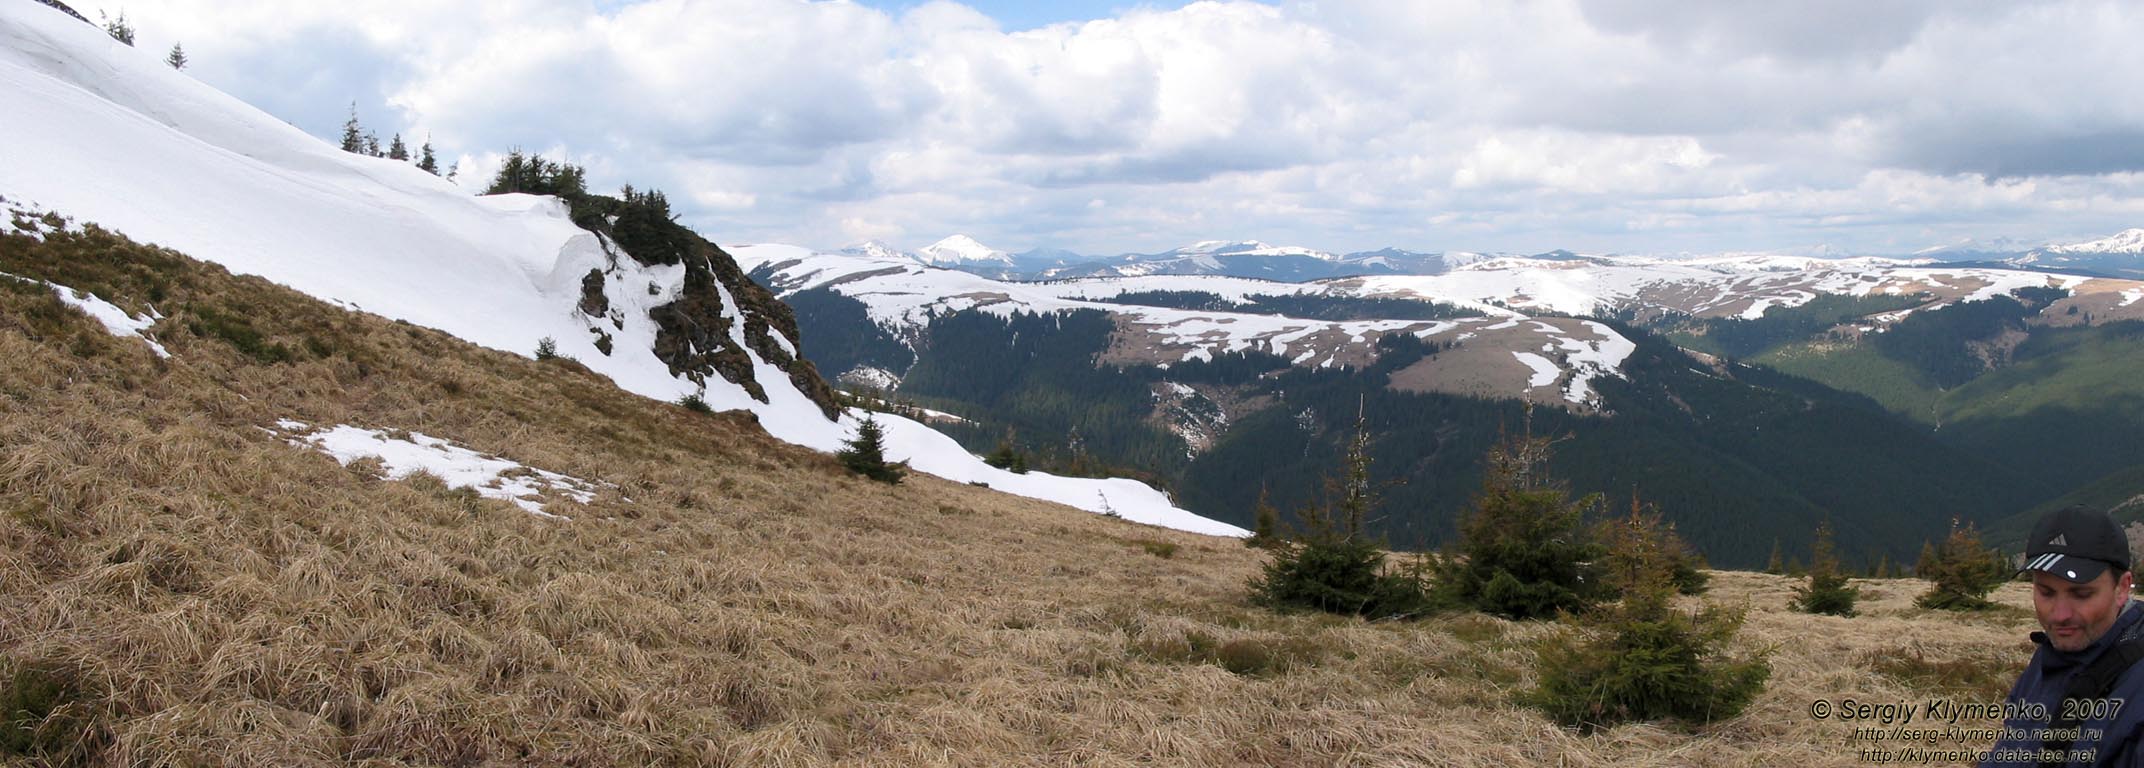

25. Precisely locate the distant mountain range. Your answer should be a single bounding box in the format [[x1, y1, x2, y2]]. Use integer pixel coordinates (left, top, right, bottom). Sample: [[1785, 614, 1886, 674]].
[[741, 240, 2144, 566], [840, 230, 2144, 283]]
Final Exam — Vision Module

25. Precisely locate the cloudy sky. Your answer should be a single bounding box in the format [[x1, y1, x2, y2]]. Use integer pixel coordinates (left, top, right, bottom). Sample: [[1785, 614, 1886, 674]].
[[112, 0, 2144, 256]]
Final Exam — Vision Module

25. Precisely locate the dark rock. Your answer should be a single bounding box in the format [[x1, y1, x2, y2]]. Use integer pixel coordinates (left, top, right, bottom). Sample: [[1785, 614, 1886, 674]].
[[565, 195, 842, 420], [578, 268, 608, 318], [32, 0, 95, 26]]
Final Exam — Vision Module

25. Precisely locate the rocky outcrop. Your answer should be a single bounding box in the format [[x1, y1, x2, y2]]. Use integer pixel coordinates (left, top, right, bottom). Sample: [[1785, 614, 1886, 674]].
[[568, 193, 841, 419], [31, 0, 93, 26]]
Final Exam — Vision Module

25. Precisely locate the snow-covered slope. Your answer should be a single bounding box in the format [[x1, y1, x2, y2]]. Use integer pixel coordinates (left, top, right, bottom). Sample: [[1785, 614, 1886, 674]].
[[1342, 253, 2099, 321], [735, 245, 1640, 407], [840, 240, 915, 262], [914, 234, 1013, 267], [2044, 229, 2144, 255], [737, 242, 2144, 410], [0, 2, 1243, 537], [1162, 240, 1337, 261], [2001, 229, 2144, 278]]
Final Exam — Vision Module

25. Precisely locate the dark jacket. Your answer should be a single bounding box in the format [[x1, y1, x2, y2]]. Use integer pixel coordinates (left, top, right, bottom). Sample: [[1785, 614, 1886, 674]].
[[1983, 601, 2144, 767]]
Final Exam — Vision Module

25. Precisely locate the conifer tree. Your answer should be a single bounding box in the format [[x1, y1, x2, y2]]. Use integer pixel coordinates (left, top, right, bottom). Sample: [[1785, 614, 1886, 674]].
[[1766, 540, 1784, 575], [1914, 519, 2009, 610], [165, 42, 186, 70], [363, 132, 381, 157], [100, 11, 133, 46], [1245, 484, 1283, 550], [983, 431, 1027, 473], [1602, 494, 1708, 596], [1248, 402, 1427, 617], [1528, 505, 1770, 731], [387, 133, 408, 161], [1433, 419, 1605, 620], [340, 103, 363, 154], [1793, 521, 1859, 616], [417, 137, 439, 175], [838, 413, 906, 484]]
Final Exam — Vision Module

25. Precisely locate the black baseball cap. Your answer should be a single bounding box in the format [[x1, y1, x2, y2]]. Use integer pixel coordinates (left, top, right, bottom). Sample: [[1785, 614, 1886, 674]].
[[2023, 506, 2132, 584]]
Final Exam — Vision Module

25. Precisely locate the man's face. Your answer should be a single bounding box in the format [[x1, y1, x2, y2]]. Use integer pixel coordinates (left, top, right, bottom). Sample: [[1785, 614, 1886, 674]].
[[2034, 568, 2135, 652]]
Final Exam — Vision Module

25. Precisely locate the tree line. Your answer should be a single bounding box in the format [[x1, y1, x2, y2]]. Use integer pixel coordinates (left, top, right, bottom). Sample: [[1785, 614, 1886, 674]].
[[339, 104, 443, 176]]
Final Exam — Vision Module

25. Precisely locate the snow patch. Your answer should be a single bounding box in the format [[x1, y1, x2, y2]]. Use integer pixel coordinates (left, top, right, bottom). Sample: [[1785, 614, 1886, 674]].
[[1555, 321, 1638, 405], [1512, 352, 1559, 388], [271, 420, 605, 518], [840, 366, 901, 390], [2, 272, 168, 357], [871, 412, 1248, 537]]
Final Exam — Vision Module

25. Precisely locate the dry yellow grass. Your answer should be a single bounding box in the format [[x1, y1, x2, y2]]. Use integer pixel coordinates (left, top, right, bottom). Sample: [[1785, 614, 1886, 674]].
[[0, 224, 2045, 766]]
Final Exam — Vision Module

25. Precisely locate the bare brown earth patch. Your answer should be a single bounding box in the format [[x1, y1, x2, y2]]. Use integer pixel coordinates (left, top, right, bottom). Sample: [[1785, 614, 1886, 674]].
[[1386, 317, 1618, 409], [2037, 278, 2144, 327]]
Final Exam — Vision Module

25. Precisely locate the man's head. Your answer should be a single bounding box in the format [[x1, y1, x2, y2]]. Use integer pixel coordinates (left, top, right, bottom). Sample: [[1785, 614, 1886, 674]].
[[2025, 506, 2136, 652]]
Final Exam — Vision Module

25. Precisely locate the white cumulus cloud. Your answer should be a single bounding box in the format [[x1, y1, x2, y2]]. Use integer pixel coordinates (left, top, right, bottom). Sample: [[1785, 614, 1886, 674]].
[[108, 0, 2144, 255]]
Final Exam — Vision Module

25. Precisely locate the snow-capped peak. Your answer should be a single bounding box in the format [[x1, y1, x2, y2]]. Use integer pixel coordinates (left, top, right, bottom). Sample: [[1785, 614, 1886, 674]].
[[915, 234, 1013, 266], [1169, 240, 1337, 260], [2045, 228, 2144, 255], [1178, 239, 1267, 254], [840, 240, 914, 262], [1914, 235, 2034, 256]]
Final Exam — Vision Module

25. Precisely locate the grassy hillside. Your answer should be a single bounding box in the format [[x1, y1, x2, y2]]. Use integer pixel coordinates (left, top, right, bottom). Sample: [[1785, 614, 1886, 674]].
[[1756, 342, 1947, 421], [1175, 325, 2040, 570], [1986, 463, 2144, 551], [0, 219, 2045, 765], [1757, 319, 2144, 494]]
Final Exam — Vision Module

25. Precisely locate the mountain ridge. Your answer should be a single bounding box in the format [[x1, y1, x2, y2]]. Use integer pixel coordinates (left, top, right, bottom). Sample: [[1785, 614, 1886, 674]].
[[0, 0, 1237, 536]]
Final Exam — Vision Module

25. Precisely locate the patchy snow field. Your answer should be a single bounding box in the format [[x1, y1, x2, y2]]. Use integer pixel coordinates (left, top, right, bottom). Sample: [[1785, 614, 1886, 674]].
[[269, 420, 605, 519]]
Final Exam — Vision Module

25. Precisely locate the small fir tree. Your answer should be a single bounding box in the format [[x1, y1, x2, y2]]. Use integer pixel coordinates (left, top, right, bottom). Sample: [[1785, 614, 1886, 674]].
[[165, 42, 186, 70], [387, 133, 408, 161], [1245, 484, 1284, 550], [340, 103, 364, 154], [533, 336, 557, 360], [417, 138, 439, 175], [1766, 540, 1784, 575], [1793, 521, 1859, 616], [1599, 494, 1708, 597], [1914, 519, 2010, 610], [1249, 402, 1428, 618], [982, 432, 1027, 473], [100, 11, 134, 46], [363, 132, 381, 157], [1669, 535, 1710, 596], [1433, 420, 1606, 620], [1527, 506, 1770, 732], [838, 413, 906, 484]]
